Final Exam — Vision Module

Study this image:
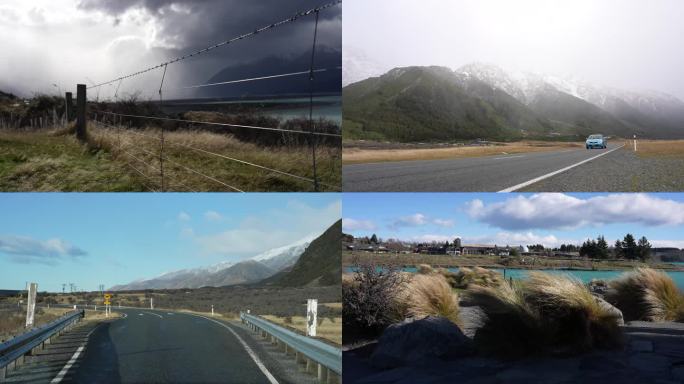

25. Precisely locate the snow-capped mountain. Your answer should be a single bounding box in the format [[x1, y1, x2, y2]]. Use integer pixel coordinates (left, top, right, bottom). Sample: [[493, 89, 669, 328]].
[[109, 237, 312, 291], [342, 46, 388, 86]]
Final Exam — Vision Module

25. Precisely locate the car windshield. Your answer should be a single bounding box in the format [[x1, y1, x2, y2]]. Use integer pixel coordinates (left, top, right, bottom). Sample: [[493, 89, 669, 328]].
[[588, 135, 602, 139]]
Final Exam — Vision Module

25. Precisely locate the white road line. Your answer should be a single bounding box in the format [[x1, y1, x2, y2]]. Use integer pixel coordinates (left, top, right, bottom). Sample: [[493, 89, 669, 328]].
[[138, 313, 144, 316], [50, 323, 103, 383], [189, 314, 279, 384], [498, 144, 625, 192], [493, 155, 525, 160], [143, 311, 163, 319]]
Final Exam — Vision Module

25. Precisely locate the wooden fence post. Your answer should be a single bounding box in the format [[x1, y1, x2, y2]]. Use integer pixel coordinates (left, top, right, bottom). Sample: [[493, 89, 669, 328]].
[[65, 92, 73, 121], [76, 84, 86, 141]]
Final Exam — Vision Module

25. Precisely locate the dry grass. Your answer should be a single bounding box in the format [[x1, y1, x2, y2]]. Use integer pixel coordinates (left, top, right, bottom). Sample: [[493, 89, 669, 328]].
[[342, 141, 584, 164], [525, 272, 623, 351], [465, 272, 623, 356], [88, 124, 340, 192], [261, 315, 341, 345], [606, 268, 684, 322], [449, 267, 503, 289], [404, 274, 460, 326], [0, 307, 73, 342], [634, 140, 684, 159]]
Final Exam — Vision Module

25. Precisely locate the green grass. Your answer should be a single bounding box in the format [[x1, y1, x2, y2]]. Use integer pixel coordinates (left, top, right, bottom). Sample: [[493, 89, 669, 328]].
[[0, 130, 147, 191]]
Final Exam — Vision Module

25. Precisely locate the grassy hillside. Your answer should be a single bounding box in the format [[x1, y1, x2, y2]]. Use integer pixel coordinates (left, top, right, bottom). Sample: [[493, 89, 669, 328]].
[[343, 66, 549, 142], [265, 220, 341, 287]]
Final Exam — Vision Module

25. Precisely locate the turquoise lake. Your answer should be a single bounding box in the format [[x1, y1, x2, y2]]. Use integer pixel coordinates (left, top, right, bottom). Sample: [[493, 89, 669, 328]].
[[346, 266, 684, 290]]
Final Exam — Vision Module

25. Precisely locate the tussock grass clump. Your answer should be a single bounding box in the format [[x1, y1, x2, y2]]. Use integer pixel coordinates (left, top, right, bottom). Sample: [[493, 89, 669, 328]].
[[525, 272, 623, 352], [451, 267, 503, 289], [606, 268, 684, 322], [466, 272, 623, 356], [405, 274, 460, 326], [417, 264, 434, 274], [467, 280, 544, 356]]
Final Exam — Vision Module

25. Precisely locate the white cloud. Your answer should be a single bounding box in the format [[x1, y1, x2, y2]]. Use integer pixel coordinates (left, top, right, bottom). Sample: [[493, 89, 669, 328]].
[[467, 193, 684, 230], [391, 213, 427, 228], [190, 199, 340, 259], [433, 218, 455, 228], [409, 234, 457, 243], [177, 211, 191, 221], [651, 240, 684, 249], [342, 218, 377, 232], [389, 213, 455, 229], [0, 235, 87, 265], [204, 211, 222, 222]]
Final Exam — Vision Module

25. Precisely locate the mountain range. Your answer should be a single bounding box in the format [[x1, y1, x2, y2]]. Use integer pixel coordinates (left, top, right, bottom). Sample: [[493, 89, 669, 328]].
[[110, 236, 312, 291], [342, 61, 684, 141], [110, 220, 341, 290]]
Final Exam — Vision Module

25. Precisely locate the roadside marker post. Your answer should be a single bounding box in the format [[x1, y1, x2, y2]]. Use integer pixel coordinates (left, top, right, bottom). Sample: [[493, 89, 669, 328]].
[[306, 299, 318, 337], [150, 297, 154, 310], [25, 283, 37, 328], [634, 135, 637, 151], [211, 305, 214, 316]]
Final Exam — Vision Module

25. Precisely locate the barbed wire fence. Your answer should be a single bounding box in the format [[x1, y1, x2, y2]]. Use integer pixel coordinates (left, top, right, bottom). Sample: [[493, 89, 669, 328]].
[[75, 1, 342, 192]]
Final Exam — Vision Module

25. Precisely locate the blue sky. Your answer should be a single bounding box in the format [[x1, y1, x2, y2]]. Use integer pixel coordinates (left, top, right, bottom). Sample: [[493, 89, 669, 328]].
[[0, 193, 340, 292], [343, 193, 684, 248]]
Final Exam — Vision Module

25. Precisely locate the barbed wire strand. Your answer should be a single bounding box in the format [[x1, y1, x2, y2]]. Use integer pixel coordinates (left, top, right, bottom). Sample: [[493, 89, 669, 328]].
[[87, 1, 342, 89], [92, 118, 244, 192], [171, 67, 341, 91], [98, 111, 341, 138]]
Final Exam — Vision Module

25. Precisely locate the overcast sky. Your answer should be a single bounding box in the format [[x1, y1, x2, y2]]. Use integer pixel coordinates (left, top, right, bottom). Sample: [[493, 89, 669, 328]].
[[344, 0, 684, 99], [343, 193, 684, 249], [0, 0, 341, 98]]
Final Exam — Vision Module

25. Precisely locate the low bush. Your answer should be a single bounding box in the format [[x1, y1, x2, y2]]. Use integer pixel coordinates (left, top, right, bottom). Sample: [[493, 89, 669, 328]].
[[343, 263, 406, 341], [606, 268, 684, 322]]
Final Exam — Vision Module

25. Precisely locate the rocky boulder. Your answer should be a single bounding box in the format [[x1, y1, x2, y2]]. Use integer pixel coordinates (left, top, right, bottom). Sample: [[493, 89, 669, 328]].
[[596, 296, 624, 326], [370, 316, 473, 368]]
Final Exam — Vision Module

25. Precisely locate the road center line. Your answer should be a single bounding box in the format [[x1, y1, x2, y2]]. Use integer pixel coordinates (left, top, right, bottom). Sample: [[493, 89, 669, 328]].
[[493, 155, 525, 160], [50, 323, 103, 383], [189, 314, 279, 384], [498, 144, 625, 192]]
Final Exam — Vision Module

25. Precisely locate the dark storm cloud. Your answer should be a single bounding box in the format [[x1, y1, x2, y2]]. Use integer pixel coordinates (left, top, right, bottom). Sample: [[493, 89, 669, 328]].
[[76, 0, 341, 94], [78, 0, 341, 63]]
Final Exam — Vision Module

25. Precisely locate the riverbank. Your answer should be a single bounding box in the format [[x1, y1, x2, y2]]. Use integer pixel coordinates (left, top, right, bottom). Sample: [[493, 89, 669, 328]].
[[343, 251, 684, 272]]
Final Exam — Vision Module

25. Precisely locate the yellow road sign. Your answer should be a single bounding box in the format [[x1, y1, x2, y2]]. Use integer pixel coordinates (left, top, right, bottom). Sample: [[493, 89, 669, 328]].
[[104, 300, 111, 305], [104, 293, 112, 299]]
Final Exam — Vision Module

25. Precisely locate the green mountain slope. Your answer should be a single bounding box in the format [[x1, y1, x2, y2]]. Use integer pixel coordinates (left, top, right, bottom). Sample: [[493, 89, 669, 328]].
[[263, 220, 341, 287], [343, 66, 549, 142]]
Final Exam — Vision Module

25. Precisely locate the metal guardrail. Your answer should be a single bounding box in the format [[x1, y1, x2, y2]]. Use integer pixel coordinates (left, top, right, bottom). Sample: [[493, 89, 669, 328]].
[[240, 312, 341, 378], [0, 310, 84, 374]]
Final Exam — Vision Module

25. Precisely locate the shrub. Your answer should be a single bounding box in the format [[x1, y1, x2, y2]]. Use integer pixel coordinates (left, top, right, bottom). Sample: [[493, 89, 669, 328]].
[[342, 262, 406, 340], [606, 268, 684, 322], [405, 274, 460, 326]]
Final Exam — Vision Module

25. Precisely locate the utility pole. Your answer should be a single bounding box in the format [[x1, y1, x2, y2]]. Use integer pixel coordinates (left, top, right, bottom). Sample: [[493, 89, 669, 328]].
[[62, 283, 66, 294]]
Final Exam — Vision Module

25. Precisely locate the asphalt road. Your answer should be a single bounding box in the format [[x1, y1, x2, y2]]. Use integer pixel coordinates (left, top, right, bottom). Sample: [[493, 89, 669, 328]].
[[342, 143, 623, 192], [68, 308, 282, 384]]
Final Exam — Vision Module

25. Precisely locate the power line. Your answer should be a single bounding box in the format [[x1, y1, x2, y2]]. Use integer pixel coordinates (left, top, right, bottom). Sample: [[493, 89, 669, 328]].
[[87, 1, 342, 89]]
